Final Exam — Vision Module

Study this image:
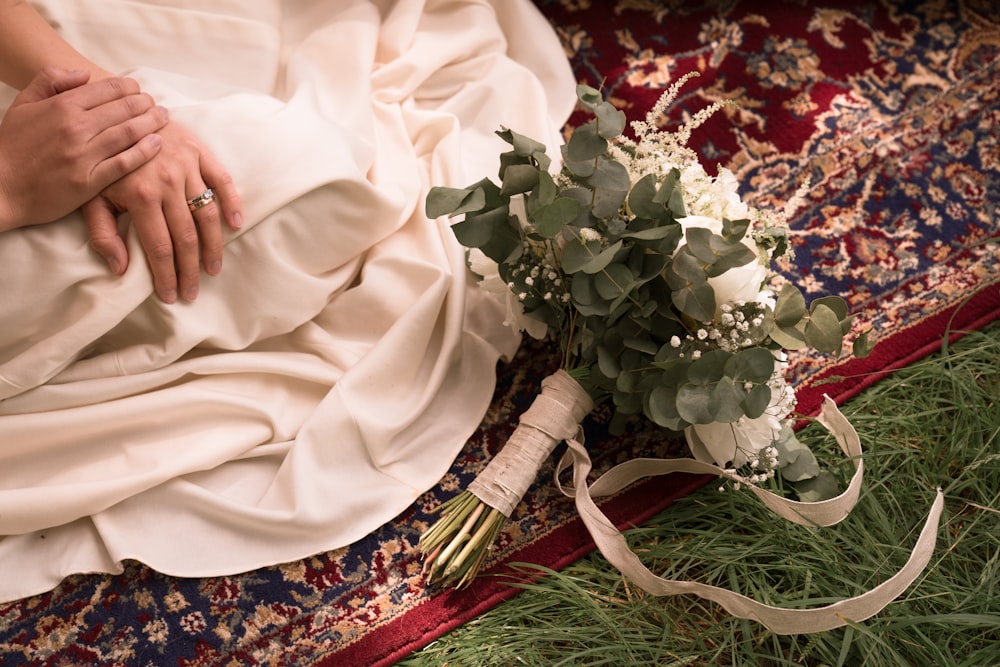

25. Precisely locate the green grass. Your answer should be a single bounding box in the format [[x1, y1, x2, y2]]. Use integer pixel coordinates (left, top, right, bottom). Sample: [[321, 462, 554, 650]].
[[401, 319, 1000, 666]]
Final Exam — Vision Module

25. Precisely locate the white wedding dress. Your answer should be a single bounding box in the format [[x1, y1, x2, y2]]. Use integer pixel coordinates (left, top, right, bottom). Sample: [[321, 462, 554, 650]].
[[0, 0, 574, 602]]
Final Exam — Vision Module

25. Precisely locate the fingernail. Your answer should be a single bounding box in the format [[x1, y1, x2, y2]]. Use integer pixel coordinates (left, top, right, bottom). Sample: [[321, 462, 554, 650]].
[[163, 289, 177, 303], [157, 106, 169, 121], [148, 134, 162, 149], [208, 260, 221, 275], [184, 286, 199, 301], [106, 256, 121, 274], [232, 212, 243, 229]]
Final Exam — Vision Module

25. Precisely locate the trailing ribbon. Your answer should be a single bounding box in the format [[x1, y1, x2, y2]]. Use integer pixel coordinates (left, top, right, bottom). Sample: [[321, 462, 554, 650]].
[[554, 395, 944, 634]]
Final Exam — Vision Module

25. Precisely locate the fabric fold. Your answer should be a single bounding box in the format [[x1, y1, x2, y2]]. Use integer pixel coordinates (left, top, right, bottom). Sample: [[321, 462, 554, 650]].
[[0, 0, 576, 602]]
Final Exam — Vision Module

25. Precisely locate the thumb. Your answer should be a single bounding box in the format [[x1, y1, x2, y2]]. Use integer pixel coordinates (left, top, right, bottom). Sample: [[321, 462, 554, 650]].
[[15, 66, 90, 104], [84, 197, 128, 275]]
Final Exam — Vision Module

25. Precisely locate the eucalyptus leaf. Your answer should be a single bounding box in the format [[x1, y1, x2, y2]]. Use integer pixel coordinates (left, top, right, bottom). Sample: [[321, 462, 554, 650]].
[[810, 295, 848, 322], [667, 184, 687, 217], [773, 283, 807, 327], [499, 164, 539, 196], [591, 187, 628, 219], [571, 275, 611, 316], [722, 218, 750, 242], [725, 347, 775, 384], [563, 156, 596, 178], [595, 101, 627, 138], [532, 151, 552, 173], [646, 383, 684, 430], [653, 168, 680, 204], [665, 247, 707, 289], [676, 383, 715, 424], [710, 376, 746, 422], [496, 128, 547, 157], [595, 264, 634, 300], [535, 197, 581, 238], [685, 227, 718, 265], [535, 171, 557, 207], [580, 239, 624, 275], [769, 322, 808, 350], [566, 124, 608, 162], [792, 470, 840, 502], [804, 303, 844, 353], [687, 349, 730, 383], [426, 186, 485, 218], [853, 331, 875, 358], [741, 383, 772, 418], [576, 83, 603, 110], [450, 204, 508, 248], [672, 282, 716, 322], [562, 238, 605, 274], [597, 345, 621, 379], [772, 427, 821, 481], [627, 174, 664, 220], [623, 336, 658, 355], [588, 157, 631, 192]]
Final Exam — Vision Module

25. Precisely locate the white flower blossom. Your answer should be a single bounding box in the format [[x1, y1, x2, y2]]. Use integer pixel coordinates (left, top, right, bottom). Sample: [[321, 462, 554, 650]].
[[467, 249, 548, 340]]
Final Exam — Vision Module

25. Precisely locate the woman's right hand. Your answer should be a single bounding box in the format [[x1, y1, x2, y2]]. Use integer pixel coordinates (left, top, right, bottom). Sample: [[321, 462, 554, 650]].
[[83, 119, 243, 304], [0, 66, 168, 231]]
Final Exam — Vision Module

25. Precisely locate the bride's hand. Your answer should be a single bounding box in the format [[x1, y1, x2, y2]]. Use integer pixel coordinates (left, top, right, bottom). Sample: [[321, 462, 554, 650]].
[[84, 120, 243, 303], [0, 67, 167, 231]]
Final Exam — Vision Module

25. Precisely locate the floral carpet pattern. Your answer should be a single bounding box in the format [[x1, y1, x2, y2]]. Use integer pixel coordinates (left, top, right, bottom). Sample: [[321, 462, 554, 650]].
[[2, 1, 998, 665]]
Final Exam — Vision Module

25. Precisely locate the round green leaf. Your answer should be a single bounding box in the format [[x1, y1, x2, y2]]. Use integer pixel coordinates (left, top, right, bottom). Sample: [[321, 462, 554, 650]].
[[804, 303, 844, 353], [725, 347, 775, 384], [672, 282, 716, 322], [595, 264, 634, 300], [773, 283, 807, 327], [647, 383, 683, 429], [710, 376, 746, 422], [677, 383, 715, 424]]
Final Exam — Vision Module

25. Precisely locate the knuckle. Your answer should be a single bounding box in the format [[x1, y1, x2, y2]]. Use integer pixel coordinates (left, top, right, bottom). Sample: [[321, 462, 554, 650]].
[[105, 77, 128, 97], [131, 182, 160, 205], [174, 226, 200, 250], [145, 239, 174, 263]]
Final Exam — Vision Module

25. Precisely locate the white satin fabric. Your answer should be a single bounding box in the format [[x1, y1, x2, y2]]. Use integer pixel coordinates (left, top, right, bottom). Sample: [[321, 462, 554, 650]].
[[0, 0, 574, 601]]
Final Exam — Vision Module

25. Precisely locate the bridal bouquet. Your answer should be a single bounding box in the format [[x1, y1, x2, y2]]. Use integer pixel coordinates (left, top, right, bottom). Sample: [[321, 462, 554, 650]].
[[421, 75, 875, 590]]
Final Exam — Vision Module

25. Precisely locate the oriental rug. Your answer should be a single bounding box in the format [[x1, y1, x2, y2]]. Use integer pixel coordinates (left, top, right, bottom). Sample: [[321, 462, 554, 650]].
[[2, 1, 998, 665]]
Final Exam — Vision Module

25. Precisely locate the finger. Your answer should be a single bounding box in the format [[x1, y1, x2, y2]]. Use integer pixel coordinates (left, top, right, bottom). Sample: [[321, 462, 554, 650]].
[[164, 193, 202, 302], [187, 185, 224, 277], [83, 198, 128, 275], [199, 150, 243, 230], [88, 92, 162, 135], [131, 203, 181, 303], [15, 66, 90, 104], [88, 101, 169, 165], [69, 76, 144, 111], [89, 133, 164, 192]]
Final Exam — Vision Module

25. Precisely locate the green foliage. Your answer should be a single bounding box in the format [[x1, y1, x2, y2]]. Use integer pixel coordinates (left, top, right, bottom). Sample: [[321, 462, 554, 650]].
[[425, 84, 871, 486]]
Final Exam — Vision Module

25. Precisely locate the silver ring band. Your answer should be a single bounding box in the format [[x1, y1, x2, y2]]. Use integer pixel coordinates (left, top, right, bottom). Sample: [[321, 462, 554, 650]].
[[187, 188, 216, 212]]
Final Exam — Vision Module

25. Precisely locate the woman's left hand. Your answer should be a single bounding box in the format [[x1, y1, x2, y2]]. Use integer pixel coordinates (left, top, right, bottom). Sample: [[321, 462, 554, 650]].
[[84, 120, 243, 303]]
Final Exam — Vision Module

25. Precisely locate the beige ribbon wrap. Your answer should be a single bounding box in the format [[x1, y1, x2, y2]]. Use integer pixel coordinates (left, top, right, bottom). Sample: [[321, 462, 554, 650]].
[[468, 370, 595, 517]]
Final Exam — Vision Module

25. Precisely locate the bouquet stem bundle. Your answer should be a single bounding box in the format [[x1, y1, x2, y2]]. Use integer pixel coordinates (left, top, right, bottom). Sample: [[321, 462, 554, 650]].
[[421, 370, 593, 588]]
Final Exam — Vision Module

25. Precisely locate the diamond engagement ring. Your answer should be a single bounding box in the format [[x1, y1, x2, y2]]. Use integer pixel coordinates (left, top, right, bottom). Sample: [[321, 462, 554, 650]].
[[186, 188, 216, 212]]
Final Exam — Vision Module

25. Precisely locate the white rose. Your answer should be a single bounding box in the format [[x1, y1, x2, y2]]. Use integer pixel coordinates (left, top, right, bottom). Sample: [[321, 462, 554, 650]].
[[684, 354, 794, 468], [676, 214, 767, 312], [684, 411, 782, 468]]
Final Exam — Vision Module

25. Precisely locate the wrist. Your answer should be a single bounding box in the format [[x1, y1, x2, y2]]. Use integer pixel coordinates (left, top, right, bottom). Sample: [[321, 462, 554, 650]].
[[0, 164, 18, 232]]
